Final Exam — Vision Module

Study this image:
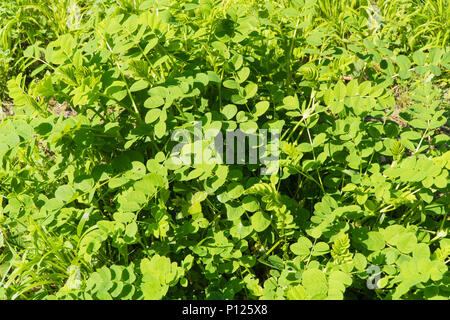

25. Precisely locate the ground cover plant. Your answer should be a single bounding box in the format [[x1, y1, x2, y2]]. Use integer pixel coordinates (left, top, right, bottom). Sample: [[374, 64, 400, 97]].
[[0, 0, 449, 300]]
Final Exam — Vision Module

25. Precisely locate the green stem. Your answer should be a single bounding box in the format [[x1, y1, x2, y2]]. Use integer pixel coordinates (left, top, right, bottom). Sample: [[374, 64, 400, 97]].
[[285, 17, 300, 92]]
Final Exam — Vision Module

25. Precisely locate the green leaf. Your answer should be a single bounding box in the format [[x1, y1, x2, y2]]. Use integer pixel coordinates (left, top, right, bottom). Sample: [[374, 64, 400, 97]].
[[396, 233, 417, 254], [225, 202, 245, 220], [230, 221, 253, 239], [244, 82, 258, 99], [358, 81, 371, 96], [250, 211, 271, 232], [323, 89, 334, 106], [130, 80, 148, 92], [306, 31, 323, 46], [144, 96, 165, 109], [125, 221, 138, 238], [409, 119, 428, 129], [365, 232, 385, 251], [312, 133, 327, 148], [330, 101, 344, 114], [346, 79, 359, 96], [311, 242, 330, 256], [242, 196, 260, 212], [231, 94, 247, 105], [396, 55, 411, 71], [227, 182, 244, 200], [334, 81, 346, 100], [236, 67, 250, 83], [283, 95, 299, 110], [290, 237, 313, 256], [328, 270, 352, 299], [155, 120, 166, 138], [144, 38, 158, 54], [286, 285, 307, 300], [145, 109, 161, 123], [113, 211, 135, 223], [369, 85, 384, 97], [434, 173, 447, 189], [413, 51, 426, 66], [223, 79, 239, 89], [302, 269, 328, 299], [253, 101, 270, 117], [222, 104, 237, 120], [55, 185, 75, 202], [353, 253, 367, 271]]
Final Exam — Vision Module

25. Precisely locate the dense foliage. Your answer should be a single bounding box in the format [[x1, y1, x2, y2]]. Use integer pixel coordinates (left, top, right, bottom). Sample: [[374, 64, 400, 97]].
[[0, 0, 449, 300]]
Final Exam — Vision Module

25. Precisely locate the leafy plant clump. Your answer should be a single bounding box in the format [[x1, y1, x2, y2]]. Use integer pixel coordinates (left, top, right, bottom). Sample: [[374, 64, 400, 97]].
[[0, 0, 449, 300]]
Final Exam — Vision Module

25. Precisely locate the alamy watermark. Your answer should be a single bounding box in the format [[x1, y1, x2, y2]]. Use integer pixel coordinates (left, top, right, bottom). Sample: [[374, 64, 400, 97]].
[[66, 265, 81, 290], [366, 4, 382, 31], [66, 1, 82, 31], [169, 121, 280, 175], [366, 265, 381, 290]]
